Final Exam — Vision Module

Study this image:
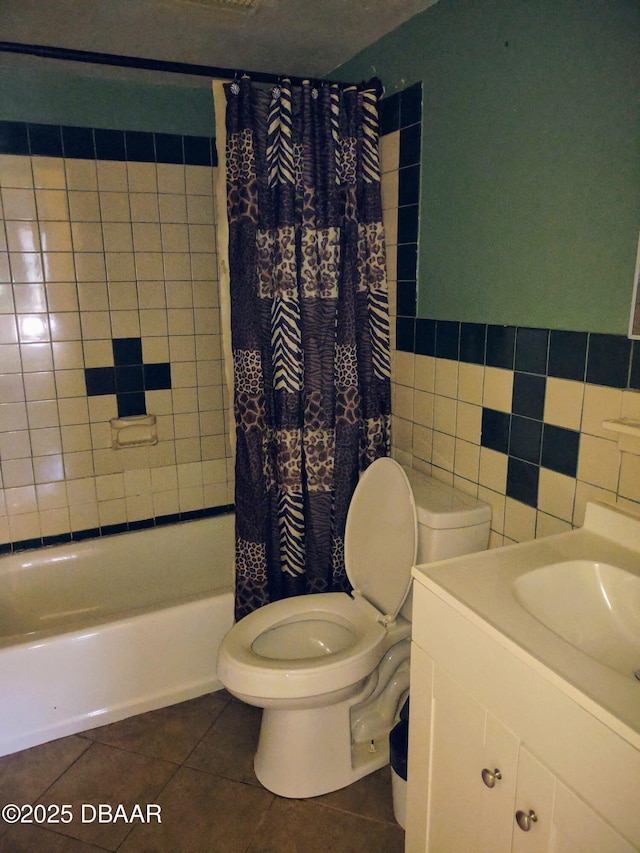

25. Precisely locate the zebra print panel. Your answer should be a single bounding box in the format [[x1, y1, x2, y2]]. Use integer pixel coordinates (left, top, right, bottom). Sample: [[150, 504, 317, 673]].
[[271, 295, 303, 392], [330, 85, 341, 183], [266, 95, 281, 188], [277, 488, 306, 577], [361, 89, 381, 184], [266, 79, 295, 187], [369, 287, 392, 380]]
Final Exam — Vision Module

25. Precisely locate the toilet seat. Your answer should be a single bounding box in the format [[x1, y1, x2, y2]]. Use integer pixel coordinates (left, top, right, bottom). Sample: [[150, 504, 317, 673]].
[[217, 592, 388, 700], [217, 457, 418, 703], [345, 457, 417, 620]]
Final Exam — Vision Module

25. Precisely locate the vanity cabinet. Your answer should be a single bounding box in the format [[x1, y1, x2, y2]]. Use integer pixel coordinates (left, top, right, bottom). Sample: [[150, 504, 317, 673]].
[[405, 582, 640, 853]]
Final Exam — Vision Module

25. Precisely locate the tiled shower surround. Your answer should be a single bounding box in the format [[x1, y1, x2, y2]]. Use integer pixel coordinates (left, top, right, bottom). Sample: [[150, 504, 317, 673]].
[[380, 84, 640, 548], [0, 122, 233, 553], [3, 93, 640, 555]]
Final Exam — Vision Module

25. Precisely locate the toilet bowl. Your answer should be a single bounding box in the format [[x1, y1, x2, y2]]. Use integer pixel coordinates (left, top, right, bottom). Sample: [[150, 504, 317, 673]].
[[217, 458, 491, 798]]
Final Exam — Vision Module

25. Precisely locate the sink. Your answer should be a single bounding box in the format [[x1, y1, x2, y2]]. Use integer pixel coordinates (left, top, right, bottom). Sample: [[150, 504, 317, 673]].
[[513, 560, 640, 678]]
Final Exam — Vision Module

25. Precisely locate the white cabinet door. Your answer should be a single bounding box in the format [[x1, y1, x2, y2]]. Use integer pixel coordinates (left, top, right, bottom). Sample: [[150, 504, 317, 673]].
[[427, 666, 519, 853], [512, 746, 555, 853], [549, 781, 636, 853], [512, 747, 636, 853], [408, 584, 639, 853], [480, 711, 519, 852]]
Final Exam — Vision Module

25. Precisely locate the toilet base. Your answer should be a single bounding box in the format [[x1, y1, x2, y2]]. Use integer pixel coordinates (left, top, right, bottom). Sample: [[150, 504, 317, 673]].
[[254, 696, 390, 798]]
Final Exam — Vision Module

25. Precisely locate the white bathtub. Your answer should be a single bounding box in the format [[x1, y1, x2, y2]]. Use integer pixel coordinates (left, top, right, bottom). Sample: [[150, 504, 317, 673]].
[[0, 512, 234, 757]]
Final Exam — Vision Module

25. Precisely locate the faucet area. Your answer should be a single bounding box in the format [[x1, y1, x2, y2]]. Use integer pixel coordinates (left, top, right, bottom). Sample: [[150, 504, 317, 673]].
[[0, 0, 639, 850]]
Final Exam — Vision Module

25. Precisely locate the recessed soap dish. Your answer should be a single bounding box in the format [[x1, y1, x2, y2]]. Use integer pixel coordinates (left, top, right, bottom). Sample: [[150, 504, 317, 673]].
[[602, 418, 640, 453], [110, 414, 157, 449]]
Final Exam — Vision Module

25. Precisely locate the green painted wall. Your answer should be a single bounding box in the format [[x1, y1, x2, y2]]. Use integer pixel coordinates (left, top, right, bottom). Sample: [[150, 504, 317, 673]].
[[336, 0, 640, 335], [0, 61, 215, 136]]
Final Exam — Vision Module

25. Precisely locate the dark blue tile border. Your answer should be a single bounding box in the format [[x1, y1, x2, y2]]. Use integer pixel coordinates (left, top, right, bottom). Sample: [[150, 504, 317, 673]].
[[401, 318, 637, 392], [515, 327, 549, 375], [95, 128, 127, 161], [399, 123, 421, 167], [0, 119, 216, 166], [400, 83, 423, 127], [586, 333, 632, 389], [486, 325, 516, 370], [381, 82, 423, 345], [397, 205, 419, 244], [62, 126, 96, 159], [0, 120, 30, 155], [125, 130, 156, 162], [396, 317, 416, 352], [398, 164, 421, 206], [631, 342, 640, 390], [415, 318, 435, 356], [3, 505, 234, 554], [28, 123, 64, 157], [379, 96, 400, 136], [460, 322, 486, 365], [396, 281, 416, 317]]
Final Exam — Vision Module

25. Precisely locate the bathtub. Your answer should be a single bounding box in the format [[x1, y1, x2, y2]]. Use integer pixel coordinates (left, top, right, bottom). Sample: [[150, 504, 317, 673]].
[[0, 512, 234, 757]]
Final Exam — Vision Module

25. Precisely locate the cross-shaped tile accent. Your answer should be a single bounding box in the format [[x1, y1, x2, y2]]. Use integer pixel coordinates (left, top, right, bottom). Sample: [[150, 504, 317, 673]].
[[84, 337, 172, 417]]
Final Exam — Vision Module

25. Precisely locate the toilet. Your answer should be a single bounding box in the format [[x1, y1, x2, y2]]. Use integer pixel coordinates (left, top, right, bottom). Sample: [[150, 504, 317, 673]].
[[217, 458, 491, 798]]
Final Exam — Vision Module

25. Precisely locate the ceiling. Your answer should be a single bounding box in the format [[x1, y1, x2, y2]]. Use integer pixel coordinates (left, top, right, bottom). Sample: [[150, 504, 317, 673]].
[[0, 0, 438, 86]]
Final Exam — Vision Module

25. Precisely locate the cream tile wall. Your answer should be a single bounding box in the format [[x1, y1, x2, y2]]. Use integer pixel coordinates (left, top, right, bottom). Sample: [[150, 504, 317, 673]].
[[0, 147, 233, 551], [390, 351, 640, 548]]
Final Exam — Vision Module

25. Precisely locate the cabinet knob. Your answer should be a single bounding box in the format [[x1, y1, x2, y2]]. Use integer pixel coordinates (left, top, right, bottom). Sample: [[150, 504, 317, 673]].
[[481, 767, 502, 788], [515, 809, 538, 831]]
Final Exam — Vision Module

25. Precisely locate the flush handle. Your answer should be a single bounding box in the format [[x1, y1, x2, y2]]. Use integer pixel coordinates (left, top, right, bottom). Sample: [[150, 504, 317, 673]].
[[515, 809, 538, 832], [481, 767, 502, 788]]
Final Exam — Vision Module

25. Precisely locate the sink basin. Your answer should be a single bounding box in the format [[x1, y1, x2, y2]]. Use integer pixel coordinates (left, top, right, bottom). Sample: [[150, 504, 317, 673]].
[[513, 560, 640, 678]]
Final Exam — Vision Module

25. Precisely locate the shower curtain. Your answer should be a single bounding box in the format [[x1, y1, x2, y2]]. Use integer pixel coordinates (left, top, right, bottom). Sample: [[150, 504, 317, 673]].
[[223, 77, 391, 619]]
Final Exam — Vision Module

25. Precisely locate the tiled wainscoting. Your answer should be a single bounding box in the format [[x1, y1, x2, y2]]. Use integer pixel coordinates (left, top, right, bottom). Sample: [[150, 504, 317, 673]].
[[380, 85, 640, 547], [0, 122, 233, 553]]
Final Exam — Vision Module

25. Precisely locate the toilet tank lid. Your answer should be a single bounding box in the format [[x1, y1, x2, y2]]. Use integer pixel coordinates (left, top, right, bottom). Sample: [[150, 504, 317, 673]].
[[403, 467, 491, 530]]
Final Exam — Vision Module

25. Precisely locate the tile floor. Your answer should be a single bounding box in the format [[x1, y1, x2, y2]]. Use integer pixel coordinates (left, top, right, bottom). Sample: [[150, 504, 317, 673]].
[[0, 690, 405, 852]]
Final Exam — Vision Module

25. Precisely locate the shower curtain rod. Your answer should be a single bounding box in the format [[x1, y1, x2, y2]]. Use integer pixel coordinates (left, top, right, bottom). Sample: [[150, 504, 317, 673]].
[[0, 41, 384, 97]]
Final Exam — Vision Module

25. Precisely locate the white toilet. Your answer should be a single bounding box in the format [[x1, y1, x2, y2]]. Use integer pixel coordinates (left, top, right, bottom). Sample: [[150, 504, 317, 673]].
[[217, 458, 491, 798]]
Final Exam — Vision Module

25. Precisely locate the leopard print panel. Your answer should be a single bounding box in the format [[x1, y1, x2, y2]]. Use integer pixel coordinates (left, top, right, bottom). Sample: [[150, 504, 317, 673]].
[[303, 426, 336, 492], [234, 536, 269, 618], [331, 536, 348, 591], [336, 385, 361, 427], [227, 129, 259, 225], [256, 226, 297, 299], [300, 227, 341, 299], [337, 136, 358, 185], [226, 128, 256, 184], [362, 414, 392, 465], [236, 536, 268, 585], [357, 221, 388, 293], [275, 427, 303, 490], [233, 349, 263, 395], [235, 391, 266, 433], [334, 343, 359, 390]]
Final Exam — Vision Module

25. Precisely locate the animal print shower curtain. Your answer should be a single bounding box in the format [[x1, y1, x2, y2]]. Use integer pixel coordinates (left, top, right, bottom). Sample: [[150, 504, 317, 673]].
[[224, 77, 391, 619]]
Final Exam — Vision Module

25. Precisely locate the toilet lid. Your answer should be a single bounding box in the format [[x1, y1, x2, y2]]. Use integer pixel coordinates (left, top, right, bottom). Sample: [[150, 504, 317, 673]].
[[344, 457, 417, 620]]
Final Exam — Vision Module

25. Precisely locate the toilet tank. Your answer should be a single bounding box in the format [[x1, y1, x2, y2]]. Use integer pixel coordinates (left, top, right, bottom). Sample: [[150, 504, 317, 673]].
[[403, 467, 491, 563]]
